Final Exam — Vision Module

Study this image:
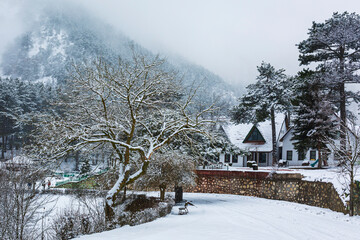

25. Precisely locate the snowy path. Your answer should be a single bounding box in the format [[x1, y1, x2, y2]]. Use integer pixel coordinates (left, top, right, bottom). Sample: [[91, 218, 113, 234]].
[[77, 193, 360, 240]]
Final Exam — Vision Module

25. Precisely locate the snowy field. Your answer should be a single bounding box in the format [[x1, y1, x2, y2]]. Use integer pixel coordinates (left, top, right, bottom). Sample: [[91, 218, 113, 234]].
[[77, 192, 360, 240]]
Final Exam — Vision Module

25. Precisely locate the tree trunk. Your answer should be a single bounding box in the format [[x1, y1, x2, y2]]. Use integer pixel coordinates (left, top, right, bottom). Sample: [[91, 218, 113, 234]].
[[74, 151, 80, 171], [1, 136, 4, 160], [122, 187, 127, 202], [270, 107, 277, 165], [105, 202, 115, 224], [349, 166, 354, 216], [317, 145, 322, 169], [159, 184, 166, 201], [339, 51, 347, 153], [339, 82, 347, 153], [104, 160, 150, 222]]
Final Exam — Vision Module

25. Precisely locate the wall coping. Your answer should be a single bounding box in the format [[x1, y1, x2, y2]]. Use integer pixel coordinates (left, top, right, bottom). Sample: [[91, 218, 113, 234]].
[[195, 170, 302, 181]]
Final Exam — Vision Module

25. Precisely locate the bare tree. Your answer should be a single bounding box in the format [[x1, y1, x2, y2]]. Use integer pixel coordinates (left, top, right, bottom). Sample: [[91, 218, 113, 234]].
[[51, 194, 106, 239], [0, 157, 54, 239], [327, 122, 360, 216], [34, 52, 213, 221], [134, 150, 196, 201]]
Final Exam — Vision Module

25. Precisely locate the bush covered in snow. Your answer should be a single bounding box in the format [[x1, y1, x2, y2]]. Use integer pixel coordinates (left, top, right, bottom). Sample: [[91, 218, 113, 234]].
[[51, 195, 106, 239], [114, 194, 174, 227], [51, 194, 174, 239]]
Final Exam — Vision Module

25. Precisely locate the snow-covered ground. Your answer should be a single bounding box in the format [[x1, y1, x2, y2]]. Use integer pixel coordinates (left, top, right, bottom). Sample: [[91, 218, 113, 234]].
[[77, 192, 360, 240]]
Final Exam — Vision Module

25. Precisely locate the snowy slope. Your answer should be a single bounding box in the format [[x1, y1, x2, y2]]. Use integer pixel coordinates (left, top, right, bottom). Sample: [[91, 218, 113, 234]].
[[77, 193, 360, 240], [0, 3, 239, 111]]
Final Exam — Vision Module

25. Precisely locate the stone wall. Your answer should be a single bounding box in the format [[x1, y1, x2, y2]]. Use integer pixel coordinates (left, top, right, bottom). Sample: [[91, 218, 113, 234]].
[[185, 170, 346, 214]]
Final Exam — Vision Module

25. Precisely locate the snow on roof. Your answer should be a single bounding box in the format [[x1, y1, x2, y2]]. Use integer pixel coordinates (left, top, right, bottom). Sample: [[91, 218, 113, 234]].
[[222, 115, 284, 152]]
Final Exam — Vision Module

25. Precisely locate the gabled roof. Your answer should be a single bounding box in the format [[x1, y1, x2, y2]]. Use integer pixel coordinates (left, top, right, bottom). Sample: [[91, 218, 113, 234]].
[[279, 126, 293, 142], [222, 115, 284, 152]]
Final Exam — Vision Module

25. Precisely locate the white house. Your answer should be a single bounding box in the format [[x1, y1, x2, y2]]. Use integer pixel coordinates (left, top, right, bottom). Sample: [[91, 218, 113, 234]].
[[278, 127, 319, 166], [219, 116, 283, 167], [219, 115, 322, 167]]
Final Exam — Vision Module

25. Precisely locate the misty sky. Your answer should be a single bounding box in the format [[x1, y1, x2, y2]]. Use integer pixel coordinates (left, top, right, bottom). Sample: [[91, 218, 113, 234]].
[[1, 0, 360, 87]]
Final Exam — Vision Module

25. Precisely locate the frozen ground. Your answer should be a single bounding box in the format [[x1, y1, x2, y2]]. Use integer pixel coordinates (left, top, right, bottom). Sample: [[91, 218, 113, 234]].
[[77, 192, 360, 240]]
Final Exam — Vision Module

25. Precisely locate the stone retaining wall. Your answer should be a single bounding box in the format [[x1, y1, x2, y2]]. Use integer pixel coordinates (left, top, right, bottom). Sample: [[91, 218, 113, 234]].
[[185, 170, 346, 213]]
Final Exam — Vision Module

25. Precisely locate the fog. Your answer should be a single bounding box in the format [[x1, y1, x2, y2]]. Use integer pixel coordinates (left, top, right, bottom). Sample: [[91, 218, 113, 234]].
[[1, 0, 360, 86]]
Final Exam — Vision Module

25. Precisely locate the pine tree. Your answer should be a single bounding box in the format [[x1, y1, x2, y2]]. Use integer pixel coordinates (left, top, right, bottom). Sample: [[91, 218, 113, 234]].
[[0, 78, 19, 159], [298, 12, 360, 151], [231, 62, 290, 164], [291, 71, 337, 168], [0, 77, 56, 159]]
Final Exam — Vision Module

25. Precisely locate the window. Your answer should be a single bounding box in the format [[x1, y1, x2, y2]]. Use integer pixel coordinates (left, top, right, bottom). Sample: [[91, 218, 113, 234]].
[[298, 150, 305, 161], [286, 150, 293, 161], [232, 154, 238, 163], [259, 153, 267, 163], [244, 126, 265, 142], [278, 147, 283, 160], [225, 154, 231, 163], [310, 150, 316, 160]]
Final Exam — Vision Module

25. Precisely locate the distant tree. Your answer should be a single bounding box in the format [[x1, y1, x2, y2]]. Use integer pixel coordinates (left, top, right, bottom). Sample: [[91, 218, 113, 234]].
[[231, 62, 290, 164], [0, 78, 56, 159], [0, 78, 19, 159], [298, 12, 360, 151], [291, 71, 338, 168], [80, 158, 91, 175], [135, 150, 196, 201]]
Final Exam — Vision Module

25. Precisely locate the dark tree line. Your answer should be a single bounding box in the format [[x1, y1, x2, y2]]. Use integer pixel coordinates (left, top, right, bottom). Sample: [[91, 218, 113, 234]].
[[0, 77, 56, 160]]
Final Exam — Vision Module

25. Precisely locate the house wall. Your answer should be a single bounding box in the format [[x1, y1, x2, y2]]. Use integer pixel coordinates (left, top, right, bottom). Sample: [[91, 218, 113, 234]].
[[186, 170, 346, 213], [219, 153, 244, 167], [281, 129, 318, 166], [220, 152, 273, 167]]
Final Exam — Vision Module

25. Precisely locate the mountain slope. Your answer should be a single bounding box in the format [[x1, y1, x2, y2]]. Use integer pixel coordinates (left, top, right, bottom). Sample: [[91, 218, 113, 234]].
[[1, 4, 238, 111]]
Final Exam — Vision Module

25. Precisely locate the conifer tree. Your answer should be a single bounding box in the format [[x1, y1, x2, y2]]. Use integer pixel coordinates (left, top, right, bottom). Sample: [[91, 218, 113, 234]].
[[298, 12, 360, 151], [291, 71, 337, 168], [231, 62, 290, 164]]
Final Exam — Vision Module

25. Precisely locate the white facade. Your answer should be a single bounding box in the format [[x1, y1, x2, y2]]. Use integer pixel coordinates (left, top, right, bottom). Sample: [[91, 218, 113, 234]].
[[219, 153, 243, 167], [279, 128, 318, 166], [219, 117, 283, 167], [219, 116, 327, 167]]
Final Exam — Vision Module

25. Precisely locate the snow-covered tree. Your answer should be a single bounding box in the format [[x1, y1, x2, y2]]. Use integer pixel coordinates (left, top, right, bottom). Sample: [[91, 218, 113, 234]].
[[0, 77, 56, 159], [291, 71, 338, 168], [0, 78, 19, 159], [134, 150, 196, 201], [33, 53, 213, 221], [231, 62, 290, 164], [327, 122, 360, 216], [0, 157, 53, 239], [80, 158, 91, 175], [298, 12, 360, 150]]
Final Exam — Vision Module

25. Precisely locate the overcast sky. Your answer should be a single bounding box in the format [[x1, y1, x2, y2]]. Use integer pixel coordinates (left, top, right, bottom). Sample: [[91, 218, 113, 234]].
[[1, 0, 360, 86]]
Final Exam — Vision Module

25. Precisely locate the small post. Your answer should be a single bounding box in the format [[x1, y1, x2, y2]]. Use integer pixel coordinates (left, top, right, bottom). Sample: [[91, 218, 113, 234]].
[[175, 186, 183, 203]]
